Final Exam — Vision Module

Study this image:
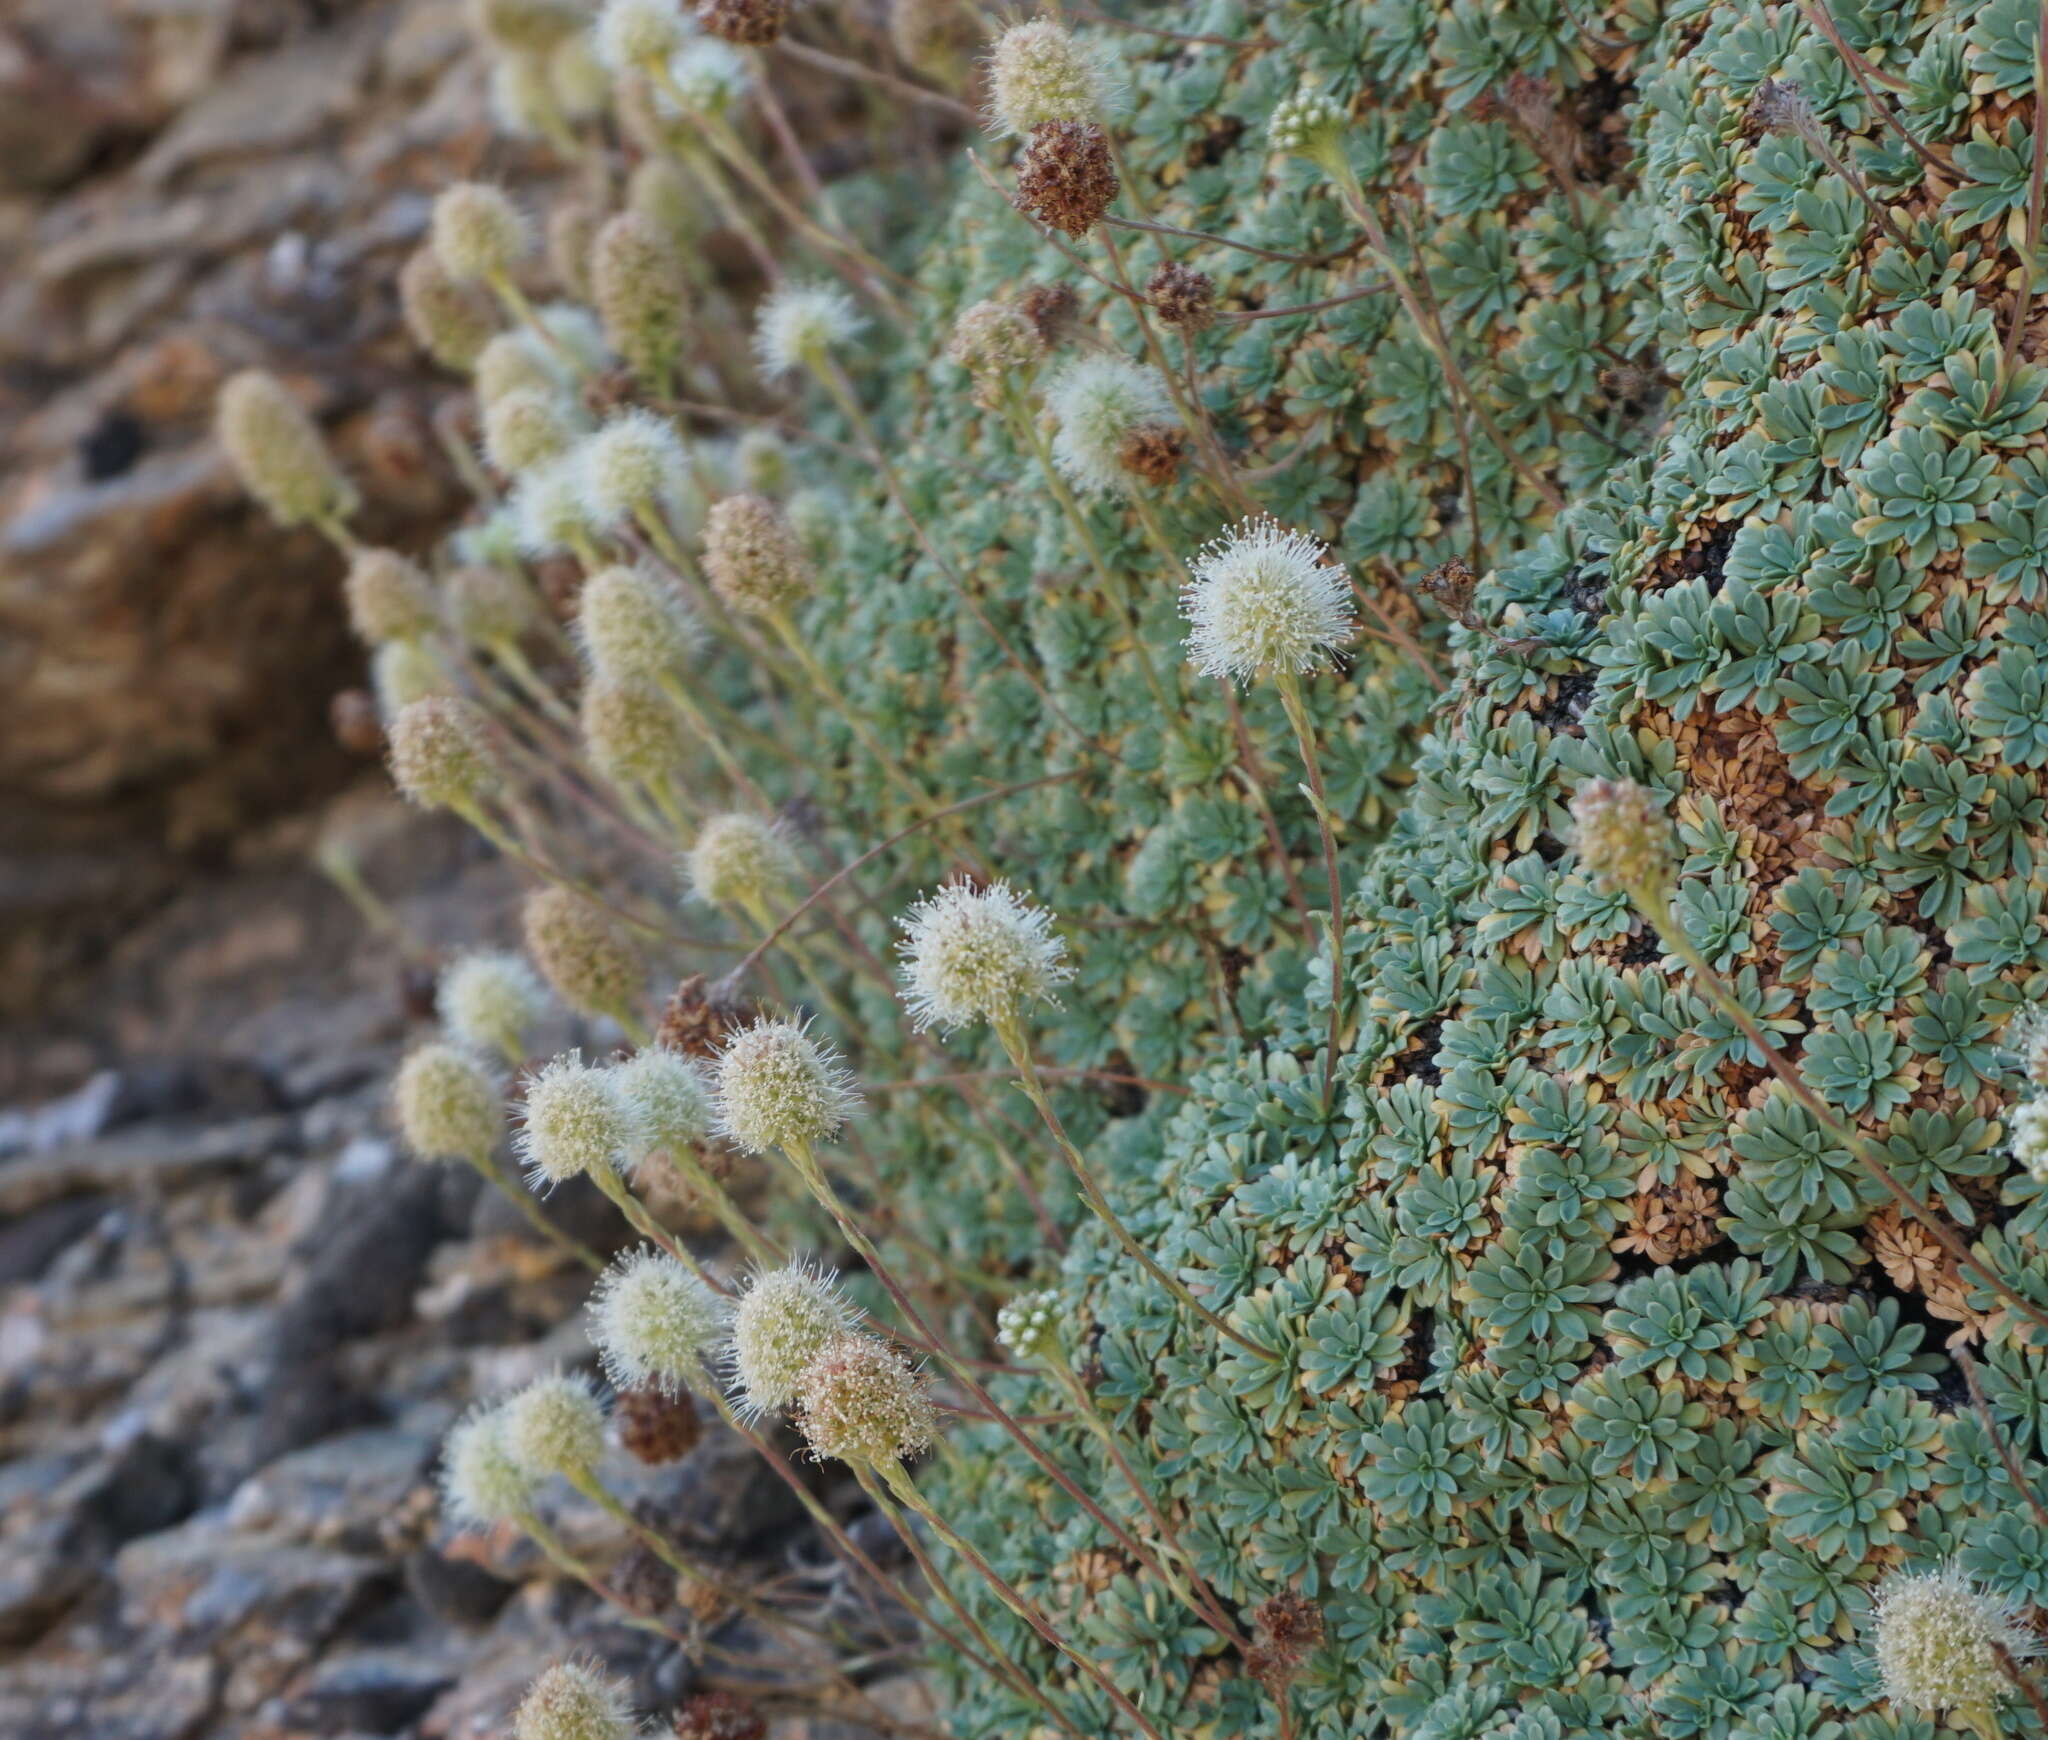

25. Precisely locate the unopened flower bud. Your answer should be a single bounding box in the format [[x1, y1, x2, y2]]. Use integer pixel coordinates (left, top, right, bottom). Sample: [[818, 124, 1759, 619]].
[[400, 247, 500, 371], [344, 547, 438, 645], [513, 1661, 637, 1740], [388, 695, 500, 812], [1014, 119, 1117, 238], [590, 1247, 724, 1392], [752, 282, 861, 381], [1146, 262, 1215, 333], [394, 1041, 501, 1164], [216, 369, 358, 530], [441, 949, 552, 1060], [1044, 355, 1174, 497], [1268, 88, 1349, 166], [581, 675, 691, 788], [446, 564, 540, 648], [994, 1289, 1061, 1361], [441, 1402, 541, 1527], [713, 1017, 858, 1155], [520, 1051, 641, 1185], [945, 300, 1046, 408], [1870, 1563, 2034, 1721], [897, 880, 1071, 1033], [794, 1332, 936, 1468], [432, 182, 533, 283], [986, 20, 1119, 136], [696, 0, 785, 44], [523, 886, 644, 1020], [684, 812, 804, 910], [577, 565, 704, 681], [1569, 778, 1676, 899], [1182, 515, 1356, 685], [729, 1259, 856, 1419], [702, 493, 812, 617], [592, 213, 691, 387]]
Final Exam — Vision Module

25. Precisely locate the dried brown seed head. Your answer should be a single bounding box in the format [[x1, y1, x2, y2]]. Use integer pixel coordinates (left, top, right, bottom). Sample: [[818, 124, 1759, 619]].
[[615, 1384, 704, 1465], [1146, 262, 1215, 333], [1018, 281, 1081, 346], [1115, 421, 1186, 488], [695, 0, 786, 44], [1013, 120, 1118, 239]]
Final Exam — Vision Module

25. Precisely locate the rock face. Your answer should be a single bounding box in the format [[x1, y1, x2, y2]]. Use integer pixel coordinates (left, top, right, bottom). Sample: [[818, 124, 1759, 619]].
[[0, 0, 486, 1011]]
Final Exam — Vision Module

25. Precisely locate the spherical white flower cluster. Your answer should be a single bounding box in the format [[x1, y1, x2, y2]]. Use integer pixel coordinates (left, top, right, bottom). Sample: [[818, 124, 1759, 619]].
[[752, 282, 862, 380], [519, 1052, 642, 1186], [994, 1289, 1061, 1362], [512, 456, 602, 559], [608, 1046, 715, 1156], [1181, 516, 1356, 685], [1043, 355, 1174, 497], [2010, 1097, 2048, 1182], [728, 1258, 857, 1419], [576, 564, 705, 683], [896, 880, 1071, 1034], [713, 1017, 859, 1155], [440, 950, 552, 1062], [793, 1332, 936, 1468], [574, 409, 687, 530], [440, 1401, 540, 1527], [1268, 88, 1349, 160], [394, 1041, 501, 1165], [432, 182, 531, 282], [512, 1660, 638, 1740], [588, 1247, 724, 1393], [984, 20, 1122, 137], [1869, 1562, 2034, 1719], [685, 812, 805, 910], [388, 696, 502, 811], [660, 37, 753, 116], [502, 1371, 608, 1478]]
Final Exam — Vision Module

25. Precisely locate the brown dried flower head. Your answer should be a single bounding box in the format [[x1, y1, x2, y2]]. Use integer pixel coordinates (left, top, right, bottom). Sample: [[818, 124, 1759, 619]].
[[1018, 281, 1080, 347], [1115, 422, 1186, 488], [1014, 120, 1118, 238], [616, 1384, 704, 1464], [672, 1690, 766, 1740], [695, 0, 786, 43], [656, 974, 758, 1059], [1146, 262, 1216, 333], [1745, 76, 1814, 139]]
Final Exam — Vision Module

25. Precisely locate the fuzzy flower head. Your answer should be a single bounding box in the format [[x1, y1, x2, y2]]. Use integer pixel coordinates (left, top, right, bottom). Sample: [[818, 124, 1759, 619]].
[[728, 1259, 857, 1420], [702, 493, 813, 618], [594, 0, 686, 71], [896, 880, 1072, 1034], [432, 182, 532, 282], [609, 1046, 715, 1156], [446, 563, 538, 648], [372, 640, 450, 717], [576, 564, 704, 683], [216, 370, 358, 530], [575, 409, 687, 530], [540, 303, 614, 376], [1569, 778, 1677, 900], [441, 949, 553, 1061], [388, 696, 501, 812], [394, 1041, 501, 1165], [2008, 1006, 2048, 1088], [994, 1289, 1062, 1362], [1869, 1562, 2035, 1720], [440, 1402, 540, 1527], [946, 300, 1046, 409], [512, 456, 601, 560], [657, 36, 754, 116], [591, 212, 689, 385], [2011, 1098, 2048, 1182], [399, 247, 499, 371], [685, 812, 805, 910], [475, 330, 569, 405], [1269, 87, 1349, 166], [519, 1051, 641, 1186], [794, 1332, 936, 1468], [713, 1017, 858, 1155], [513, 1661, 637, 1740], [523, 887, 643, 1021], [752, 282, 862, 381], [1044, 354, 1174, 497], [549, 32, 612, 120], [483, 387, 581, 475], [1182, 516, 1356, 685], [985, 19, 1121, 136], [343, 548, 438, 646], [589, 1247, 724, 1394], [503, 1371, 608, 1478], [581, 675, 690, 789]]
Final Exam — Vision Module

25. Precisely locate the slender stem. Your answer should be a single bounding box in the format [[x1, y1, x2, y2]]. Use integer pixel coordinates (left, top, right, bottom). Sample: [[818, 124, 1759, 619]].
[[766, 607, 934, 813], [878, 1464, 1175, 1740], [772, 38, 976, 119], [994, 1018, 1278, 1359], [1273, 670, 1347, 1112], [1998, 0, 2048, 394], [1996, 1644, 2048, 1731], [470, 1150, 605, 1270], [1224, 282, 1391, 322], [1795, 0, 1953, 173], [1101, 213, 1319, 266], [668, 1144, 782, 1267], [1956, 1348, 2048, 1532]]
